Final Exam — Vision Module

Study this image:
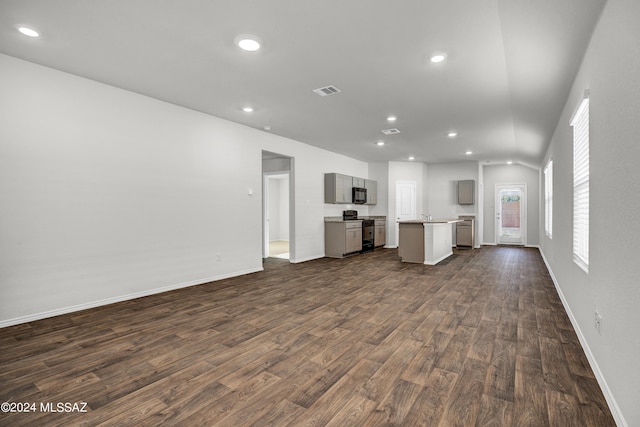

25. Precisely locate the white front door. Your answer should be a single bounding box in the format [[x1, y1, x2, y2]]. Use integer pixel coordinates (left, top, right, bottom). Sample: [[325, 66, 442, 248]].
[[395, 180, 417, 246], [496, 184, 526, 245]]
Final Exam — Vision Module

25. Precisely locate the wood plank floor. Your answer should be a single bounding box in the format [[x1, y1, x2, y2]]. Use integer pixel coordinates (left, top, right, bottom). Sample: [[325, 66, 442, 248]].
[[0, 246, 616, 426]]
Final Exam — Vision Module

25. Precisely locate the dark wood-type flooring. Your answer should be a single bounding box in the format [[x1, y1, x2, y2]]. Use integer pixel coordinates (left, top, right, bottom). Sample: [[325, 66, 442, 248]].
[[0, 246, 615, 426]]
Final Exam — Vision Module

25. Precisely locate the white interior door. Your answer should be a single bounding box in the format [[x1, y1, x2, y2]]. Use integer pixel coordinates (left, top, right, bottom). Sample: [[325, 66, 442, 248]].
[[395, 181, 417, 245], [496, 184, 526, 245]]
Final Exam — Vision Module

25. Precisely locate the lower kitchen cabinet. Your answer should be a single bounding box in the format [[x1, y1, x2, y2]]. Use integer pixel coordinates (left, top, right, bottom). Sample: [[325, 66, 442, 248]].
[[325, 221, 362, 258], [374, 220, 386, 247]]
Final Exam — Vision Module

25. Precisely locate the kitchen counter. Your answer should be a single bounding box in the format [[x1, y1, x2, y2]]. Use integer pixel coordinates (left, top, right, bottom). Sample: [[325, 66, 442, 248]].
[[398, 219, 462, 224], [324, 217, 362, 223], [324, 216, 386, 222], [397, 219, 458, 265]]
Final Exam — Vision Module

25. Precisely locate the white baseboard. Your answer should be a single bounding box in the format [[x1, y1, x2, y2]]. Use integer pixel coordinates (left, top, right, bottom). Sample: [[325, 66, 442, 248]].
[[0, 266, 264, 329], [424, 251, 453, 266], [290, 254, 324, 264], [538, 248, 627, 427]]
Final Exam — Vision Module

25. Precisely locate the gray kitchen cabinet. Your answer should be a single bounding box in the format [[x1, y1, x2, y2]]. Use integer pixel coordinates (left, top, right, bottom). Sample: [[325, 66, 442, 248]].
[[374, 219, 386, 247], [365, 179, 377, 205], [325, 221, 362, 258], [456, 223, 473, 246], [398, 222, 424, 263], [325, 173, 377, 205], [352, 177, 365, 188], [324, 173, 353, 204], [457, 180, 475, 205]]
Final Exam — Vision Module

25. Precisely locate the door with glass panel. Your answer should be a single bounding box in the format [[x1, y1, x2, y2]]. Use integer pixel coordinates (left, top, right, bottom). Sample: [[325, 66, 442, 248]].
[[496, 184, 526, 245]]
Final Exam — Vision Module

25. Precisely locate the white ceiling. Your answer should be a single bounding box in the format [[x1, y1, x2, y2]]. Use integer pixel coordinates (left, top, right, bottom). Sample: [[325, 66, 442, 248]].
[[0, 0, 606, 167]]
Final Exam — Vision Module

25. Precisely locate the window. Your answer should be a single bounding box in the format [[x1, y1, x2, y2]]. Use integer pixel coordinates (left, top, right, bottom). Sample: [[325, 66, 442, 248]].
[[544, 160, 553, 238], [571, 93, 589, 272]]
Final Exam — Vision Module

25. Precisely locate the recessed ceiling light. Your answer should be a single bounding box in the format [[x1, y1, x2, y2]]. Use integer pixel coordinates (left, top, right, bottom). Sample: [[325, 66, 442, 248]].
[[430, 53, 447, 63], [387, 115, 397, 122], [242, 106, 254, 113], [376, 141, 385, 146], [448, 131, 458, 138], [17, 26, 39, 37], [235, 34, 263, 52], [507, 161, 513, 165], [408, 156, 415, 161], [465, 150, 473, 155]]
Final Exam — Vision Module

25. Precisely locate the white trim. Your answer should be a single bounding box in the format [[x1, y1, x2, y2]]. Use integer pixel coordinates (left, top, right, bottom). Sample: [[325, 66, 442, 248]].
[[290, 254, 324, 264], [538, 248, 627, 427], [571, 95, 589, 272], [570, 90, 591, 126], [0, 267, 263, 328], [544, 160, 553, 239], [424, 252, 452, 265], [263, 169, 292, 260]]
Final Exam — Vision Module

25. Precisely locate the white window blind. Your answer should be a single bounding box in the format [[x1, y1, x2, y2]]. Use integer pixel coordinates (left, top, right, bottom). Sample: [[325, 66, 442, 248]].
[[571, 96, 589, 272], [544, 160, 553, 238]]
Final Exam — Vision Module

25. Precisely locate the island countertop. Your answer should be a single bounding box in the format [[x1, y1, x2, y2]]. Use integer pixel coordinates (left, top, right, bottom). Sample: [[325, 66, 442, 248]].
[[397, 219, 462, 224]]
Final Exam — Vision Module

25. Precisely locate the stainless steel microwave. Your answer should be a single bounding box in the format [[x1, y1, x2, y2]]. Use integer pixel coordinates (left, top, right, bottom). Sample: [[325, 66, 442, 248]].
[[352, 187, 367, 204]]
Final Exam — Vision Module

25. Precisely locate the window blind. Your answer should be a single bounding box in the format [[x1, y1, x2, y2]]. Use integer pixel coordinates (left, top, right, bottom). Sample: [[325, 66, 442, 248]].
[[571, 97, 589, 272], [544, 160, 553, 238]]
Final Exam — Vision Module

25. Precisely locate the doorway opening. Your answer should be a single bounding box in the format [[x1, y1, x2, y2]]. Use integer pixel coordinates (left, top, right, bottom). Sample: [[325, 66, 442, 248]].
[[262, 151, 293, 260], [495, 183, 526, 245], [265, 173, 289, 259]]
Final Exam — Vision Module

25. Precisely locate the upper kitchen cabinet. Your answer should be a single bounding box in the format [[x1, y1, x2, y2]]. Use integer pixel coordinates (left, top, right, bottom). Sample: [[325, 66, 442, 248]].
[[325, 173, 377, 204], [325, 173, 353, 204], [457, 180, 475, 205], [365, 179, 377, 205]]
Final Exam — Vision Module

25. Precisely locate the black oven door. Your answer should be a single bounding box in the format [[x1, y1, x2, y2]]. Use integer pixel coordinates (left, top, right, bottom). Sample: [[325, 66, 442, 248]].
[[352, 187, 367, 204]]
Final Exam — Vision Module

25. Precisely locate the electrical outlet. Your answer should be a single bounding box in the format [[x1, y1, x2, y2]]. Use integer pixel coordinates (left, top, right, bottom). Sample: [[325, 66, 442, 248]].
[[594, 310, 602, 335]]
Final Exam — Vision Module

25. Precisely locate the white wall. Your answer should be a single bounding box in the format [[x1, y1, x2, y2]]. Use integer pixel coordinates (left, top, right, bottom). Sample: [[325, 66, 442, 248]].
[[267, 176, 289, 241], [426, 162, 479, 219], [540, 0, 640, 424], [278, 178, 289, 240], [482, 164, 540, 247], [427, 161, 480, 247], [0, 53, 367, 325]]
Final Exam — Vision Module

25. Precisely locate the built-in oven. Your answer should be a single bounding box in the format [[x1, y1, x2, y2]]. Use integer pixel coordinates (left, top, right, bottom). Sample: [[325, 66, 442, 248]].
[[361, 219, 375, 253], [352, 187, 367, 204], [343, 210, 375, 253]]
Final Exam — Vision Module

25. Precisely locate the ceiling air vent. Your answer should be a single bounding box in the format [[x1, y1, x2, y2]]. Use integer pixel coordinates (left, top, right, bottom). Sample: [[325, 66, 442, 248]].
[[381, 128, 401, 135], [312, 85, 341, 97]]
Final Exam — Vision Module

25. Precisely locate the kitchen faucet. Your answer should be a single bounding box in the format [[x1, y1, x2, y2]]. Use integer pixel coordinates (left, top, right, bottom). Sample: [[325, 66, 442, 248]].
[[421, 214, 433, 221]]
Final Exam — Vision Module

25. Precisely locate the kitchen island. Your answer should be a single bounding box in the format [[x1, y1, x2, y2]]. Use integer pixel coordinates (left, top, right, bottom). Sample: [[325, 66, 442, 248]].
[[398, 219, 461, 265]]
